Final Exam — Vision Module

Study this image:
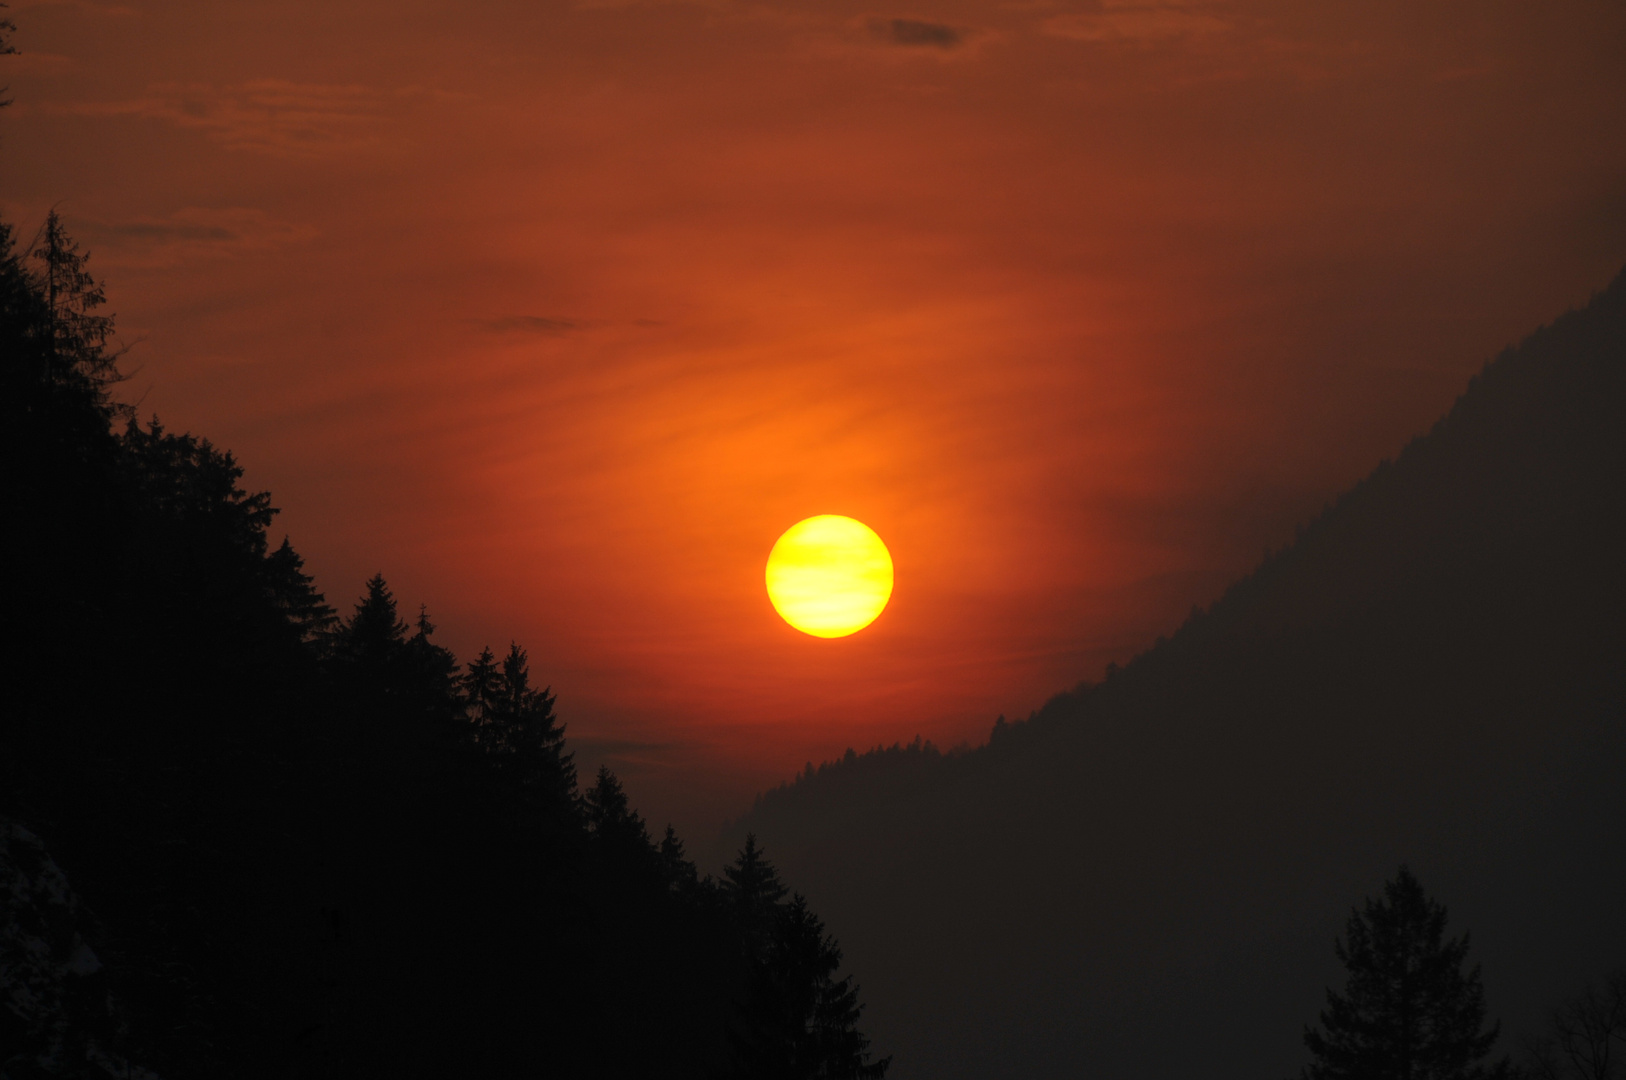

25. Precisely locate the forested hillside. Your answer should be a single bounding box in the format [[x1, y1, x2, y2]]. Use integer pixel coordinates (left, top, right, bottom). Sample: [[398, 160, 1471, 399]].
[[724, 268, 1626, 1079], [0, 207, 889, 1078]]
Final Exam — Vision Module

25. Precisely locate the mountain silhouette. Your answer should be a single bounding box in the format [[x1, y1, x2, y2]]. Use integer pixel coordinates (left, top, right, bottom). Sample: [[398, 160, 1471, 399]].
[[721, 267, 1626, 1079]]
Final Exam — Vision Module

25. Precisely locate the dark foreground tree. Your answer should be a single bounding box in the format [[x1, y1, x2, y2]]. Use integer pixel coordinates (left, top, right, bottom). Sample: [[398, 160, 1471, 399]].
[[724, 833, 789, 942], [585, 765, 652, 852], [724, 838, 890, 1080], [1299, 866, 1510, 1080], [1523, 969, 1626, 1080], [464, 641, 575, 808]]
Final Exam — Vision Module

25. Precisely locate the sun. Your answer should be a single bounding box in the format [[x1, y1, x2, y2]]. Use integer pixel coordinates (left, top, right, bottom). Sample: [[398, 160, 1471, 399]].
[[765, 515, 894, 638]]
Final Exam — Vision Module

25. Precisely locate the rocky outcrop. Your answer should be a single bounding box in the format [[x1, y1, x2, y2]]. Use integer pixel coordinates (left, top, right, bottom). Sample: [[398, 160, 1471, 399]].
[[0, 820, 158, 1080]]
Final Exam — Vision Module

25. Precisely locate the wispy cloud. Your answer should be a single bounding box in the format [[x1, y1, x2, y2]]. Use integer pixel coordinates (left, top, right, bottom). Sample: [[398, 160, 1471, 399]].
[[63, 80, 393, 156], [477, 315, 587, 335], [84, 207, 317, 267], [868, 17, 964, 50]]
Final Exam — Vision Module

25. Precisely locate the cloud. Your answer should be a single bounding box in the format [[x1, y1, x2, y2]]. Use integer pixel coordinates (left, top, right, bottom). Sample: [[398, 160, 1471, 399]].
[[868, 17, 964, 50], [1042, 2, 1229, 44], [477, 316, 585, 335], [83, 207, 317, 267], [108, 221, 233, 243], [64, 80, 392, 156]]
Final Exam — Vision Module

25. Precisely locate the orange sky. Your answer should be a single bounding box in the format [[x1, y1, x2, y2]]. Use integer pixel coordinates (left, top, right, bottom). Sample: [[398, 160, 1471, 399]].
[[5, 0, 1624, 843]]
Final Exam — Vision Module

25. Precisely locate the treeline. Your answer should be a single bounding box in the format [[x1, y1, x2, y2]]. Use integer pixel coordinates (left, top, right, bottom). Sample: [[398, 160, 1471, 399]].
[[757, 738, 951, 809], [0, 204, 888, 1078]]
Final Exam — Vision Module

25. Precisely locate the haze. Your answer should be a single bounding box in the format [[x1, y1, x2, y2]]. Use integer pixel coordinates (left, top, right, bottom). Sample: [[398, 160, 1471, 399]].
[[4, 0, 1623, 840]]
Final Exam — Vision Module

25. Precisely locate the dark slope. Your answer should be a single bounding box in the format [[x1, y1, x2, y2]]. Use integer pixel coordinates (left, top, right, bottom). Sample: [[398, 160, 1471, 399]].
[[724, 268, 1626, 1079], [2, 216, 892, 1079]]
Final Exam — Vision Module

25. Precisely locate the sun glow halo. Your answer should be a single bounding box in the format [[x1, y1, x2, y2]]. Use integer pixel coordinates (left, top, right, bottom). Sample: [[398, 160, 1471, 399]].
[[765, 516, 894, 638]]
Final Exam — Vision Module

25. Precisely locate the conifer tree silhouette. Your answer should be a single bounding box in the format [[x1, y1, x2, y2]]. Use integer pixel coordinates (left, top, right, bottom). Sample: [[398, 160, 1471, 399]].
[[770, 891, 897, 1080], [399, 604, 461, 717], [462, 644, 501, 725], [724, 834, 788, 947], [584, 765, 650, 851], [32, 209, 116, 391], [336, 574, 409, 691], [464, 642, 575, 804], [264, 537, 338, 645], [751, 895, 890, 1080], [1300, 866, 1510, 1080], [659, 824, 699, 891], [118, 417, 277, 555], [3, 209, 123, 473], [722, 838, 890, 1079], [582, 763, 628, 819]]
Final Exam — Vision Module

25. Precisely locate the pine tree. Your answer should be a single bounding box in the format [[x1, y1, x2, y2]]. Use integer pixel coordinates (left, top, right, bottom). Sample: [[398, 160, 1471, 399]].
[[730, 893, 890, 1080], [336, 574, 409, 681], [659, 825, 699, 892], [725, 834, 787, 907], [466, 642, 575, 805], [462, 645, 501, 729], [724, 834, 788, 947], [400, 604, 461, 717], [584, 766, 648, 844], [349, 574, 408, 644], [719, 836, 889, 1077], [1300, 866, 1510, 1080], [4, 212, 123, 502], [31, 210, 117, 394], [264, 536, 338, 646], [119, 416, 278, 557]]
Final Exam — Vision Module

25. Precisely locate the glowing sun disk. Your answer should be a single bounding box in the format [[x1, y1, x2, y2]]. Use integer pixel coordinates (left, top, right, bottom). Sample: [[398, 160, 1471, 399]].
[[765, 515, 894, 638]]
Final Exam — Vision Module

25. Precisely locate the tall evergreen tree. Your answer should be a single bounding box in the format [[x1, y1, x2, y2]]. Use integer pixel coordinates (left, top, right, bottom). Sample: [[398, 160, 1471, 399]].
[[659, 824, 699, 892], [1300, 866, 1510, 1080], [0, 219, 38, 352], [31, 209, 117, 393], [742, 895, 889, 1080], [398, 604, 461, 719], [118, 416, 277, 553], [584, 765, 651, 852], [725, 835, 788, 918], [336, 574, 409, 677], [724, 833, 789, 961], [264, 536, 338, 646], [114, 415, 338, 673], [4, 211, 122, 529], [722, 838, 890, 1080], [719, 838, 890, 1078], [464, 642, 574, 805], [462, 645, 501, 725]]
